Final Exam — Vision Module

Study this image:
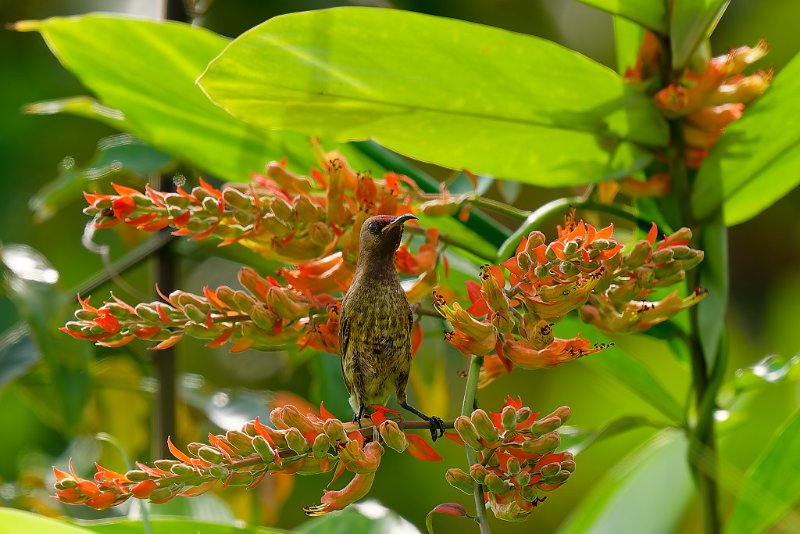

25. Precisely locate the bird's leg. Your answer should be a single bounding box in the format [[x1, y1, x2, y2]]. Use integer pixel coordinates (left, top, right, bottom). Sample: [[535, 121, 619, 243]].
[[352, 402, 366, 428], [400, 401, 446, 442]]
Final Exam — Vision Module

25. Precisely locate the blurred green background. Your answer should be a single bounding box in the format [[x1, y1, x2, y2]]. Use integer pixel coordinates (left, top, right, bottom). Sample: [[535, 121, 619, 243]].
[[1, 1, 798, 532]]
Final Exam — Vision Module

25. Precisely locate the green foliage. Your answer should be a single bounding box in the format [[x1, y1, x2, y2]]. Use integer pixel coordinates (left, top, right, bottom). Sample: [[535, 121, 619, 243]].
[[29, 134, 173, 223], [558, 430, 693, 533], [3, 2, 800, 533], [0, 509, 286, 534], [727, 410, 800, 534], [693, 52, 800, 226], [576, 0, 667, 33], [1, 245, 91, 431], [670, 0, 730, 69], [16, 15, 315, 182], [198, 7, 668, 186]]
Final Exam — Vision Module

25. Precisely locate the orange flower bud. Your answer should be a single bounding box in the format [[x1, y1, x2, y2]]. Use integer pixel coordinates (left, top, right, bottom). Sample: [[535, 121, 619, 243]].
[[686, 103, 744, 129], [711, 69, 773, 104]]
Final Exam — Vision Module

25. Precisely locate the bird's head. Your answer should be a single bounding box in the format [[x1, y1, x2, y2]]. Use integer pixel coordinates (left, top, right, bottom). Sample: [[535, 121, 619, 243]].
[[358, 213, 418, 261]]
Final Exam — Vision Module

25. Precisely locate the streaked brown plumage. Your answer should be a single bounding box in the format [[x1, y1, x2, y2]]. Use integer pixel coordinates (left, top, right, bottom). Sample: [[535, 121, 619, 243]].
[[339, 214, 444, 440]]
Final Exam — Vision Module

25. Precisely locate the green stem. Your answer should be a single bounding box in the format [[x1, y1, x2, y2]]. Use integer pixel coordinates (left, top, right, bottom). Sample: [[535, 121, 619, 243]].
[[468, 196, 530, 220], [462, 355, 491, 534], [494, 197, 658, 263], [667, 117, 722, 534]]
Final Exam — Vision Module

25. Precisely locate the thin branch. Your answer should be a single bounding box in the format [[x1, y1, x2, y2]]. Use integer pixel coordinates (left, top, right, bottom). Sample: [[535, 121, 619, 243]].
[[462, 355, 491, 534]]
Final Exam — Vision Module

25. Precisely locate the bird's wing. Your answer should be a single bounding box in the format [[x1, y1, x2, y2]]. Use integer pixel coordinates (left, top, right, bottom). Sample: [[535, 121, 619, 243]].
[[406, 306, 414, 359], [338, 303, 353, 393], [338, 304, 350, 360]]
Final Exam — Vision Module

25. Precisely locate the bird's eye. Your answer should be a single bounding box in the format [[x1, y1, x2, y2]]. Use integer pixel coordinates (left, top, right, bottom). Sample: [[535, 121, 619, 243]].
[[368, 222, 380, 235]]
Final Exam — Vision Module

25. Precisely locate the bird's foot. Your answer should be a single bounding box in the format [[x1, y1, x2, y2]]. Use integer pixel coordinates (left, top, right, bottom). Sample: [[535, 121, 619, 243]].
[[400, 401, 445, 442], [427, 415, 446, 442], [352, 403, 366, 428]]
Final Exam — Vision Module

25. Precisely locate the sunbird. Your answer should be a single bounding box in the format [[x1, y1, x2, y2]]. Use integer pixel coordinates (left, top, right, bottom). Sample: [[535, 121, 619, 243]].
[[339, 213, 445, 440]]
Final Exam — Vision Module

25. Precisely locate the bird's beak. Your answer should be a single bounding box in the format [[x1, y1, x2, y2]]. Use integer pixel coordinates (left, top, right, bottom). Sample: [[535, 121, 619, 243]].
[[382, 213, 418, 233]]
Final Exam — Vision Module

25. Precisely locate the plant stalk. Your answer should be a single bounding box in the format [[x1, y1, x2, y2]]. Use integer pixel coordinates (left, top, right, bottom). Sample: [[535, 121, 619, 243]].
[[667, 117, 722, 534], [461, 355, 491, 534]]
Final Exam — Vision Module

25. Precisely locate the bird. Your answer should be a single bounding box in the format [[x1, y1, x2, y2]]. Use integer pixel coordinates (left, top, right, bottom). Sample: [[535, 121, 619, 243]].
[[338, 213, 445, 441]]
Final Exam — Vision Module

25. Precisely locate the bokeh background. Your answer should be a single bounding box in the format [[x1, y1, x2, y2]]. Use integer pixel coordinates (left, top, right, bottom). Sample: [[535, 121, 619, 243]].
[[1, 1, 798, 532]]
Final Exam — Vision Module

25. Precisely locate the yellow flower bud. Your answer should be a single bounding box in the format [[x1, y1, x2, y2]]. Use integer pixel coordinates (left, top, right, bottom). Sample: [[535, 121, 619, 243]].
[[454, 416, 484, 450], [285, 427, 309, 453], [521, 432, 560, 455], [253, 435, 276, 463], [471, 409, 499, 443], [378, 420, 408, 453], [446, 468, 474, 495]]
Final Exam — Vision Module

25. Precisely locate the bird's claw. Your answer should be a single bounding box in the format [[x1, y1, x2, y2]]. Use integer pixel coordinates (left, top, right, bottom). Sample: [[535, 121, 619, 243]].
[[428, 416, 446, 442]]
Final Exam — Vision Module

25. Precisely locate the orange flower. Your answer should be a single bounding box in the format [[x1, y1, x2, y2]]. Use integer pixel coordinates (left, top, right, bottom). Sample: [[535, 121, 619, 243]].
[[500, 335, 608, 370], [303, 472, 376, 516]]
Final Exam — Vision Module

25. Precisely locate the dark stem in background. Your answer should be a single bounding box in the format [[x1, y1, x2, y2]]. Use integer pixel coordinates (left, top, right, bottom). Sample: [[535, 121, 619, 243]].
[[660, 35, 723, 533], [153, 0, 187, 460]]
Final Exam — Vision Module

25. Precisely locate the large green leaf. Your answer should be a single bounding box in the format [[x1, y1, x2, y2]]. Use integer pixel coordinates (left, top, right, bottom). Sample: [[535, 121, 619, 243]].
[[614, 15, 645, 75], [0, 509, 90, 534], [83, 518, 285, 534], [577, 0, 666, 33], [558, 429, 693, 533], [199, 7, 668, 186], [692, 52, 800, 226], [727, 409, 800, 534], [670, 0, 730, 70], [561, 317, 684, 423], [696, 214, 728, 370], [16, 15, 314, 182], [297, 505, 421, 534]]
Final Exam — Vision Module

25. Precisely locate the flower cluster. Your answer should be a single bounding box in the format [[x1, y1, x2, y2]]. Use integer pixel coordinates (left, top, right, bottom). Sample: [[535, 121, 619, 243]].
[[69, 152, 449, 354], [447, 397, 573, 521], [82, 154, 421, 262], [598, 36, 772, 202], [60, 267, 317, 351], [656, 39, 770, 168], [627, 35, 771, 169], [435, 216, 704, 387], [53, 403, 441, 515], [580, 223, 705, 333]]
